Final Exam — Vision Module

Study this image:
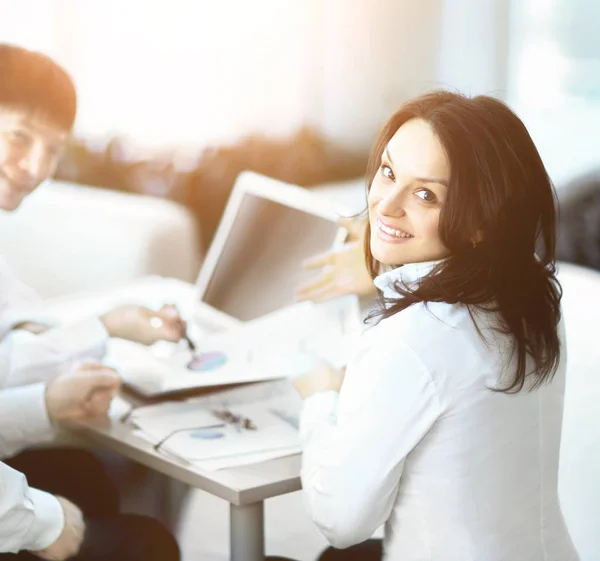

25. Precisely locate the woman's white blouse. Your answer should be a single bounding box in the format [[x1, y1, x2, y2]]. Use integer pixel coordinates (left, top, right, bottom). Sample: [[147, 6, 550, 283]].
[[299, 261, 578, 561]]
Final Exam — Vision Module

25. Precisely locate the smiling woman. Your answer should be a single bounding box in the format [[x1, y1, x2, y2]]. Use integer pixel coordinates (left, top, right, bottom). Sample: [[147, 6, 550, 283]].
[[368, 118, 451, 266], [363, 90, 561, 393], [292, 90, 577, 561]]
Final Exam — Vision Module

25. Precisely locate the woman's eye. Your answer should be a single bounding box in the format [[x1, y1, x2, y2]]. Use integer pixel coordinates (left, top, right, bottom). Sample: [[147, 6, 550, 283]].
[[415, 189, 437, 203], [380, 164, 394, 181]]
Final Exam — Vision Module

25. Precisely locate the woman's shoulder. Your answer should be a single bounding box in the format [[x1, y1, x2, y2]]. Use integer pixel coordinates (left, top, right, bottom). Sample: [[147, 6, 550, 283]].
[[367, 299, 499, 378], [374, 299, 475, 339]]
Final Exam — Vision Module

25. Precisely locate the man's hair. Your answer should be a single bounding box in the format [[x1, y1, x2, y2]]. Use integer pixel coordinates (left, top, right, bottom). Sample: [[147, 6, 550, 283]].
[[0, 43, 76, 131]]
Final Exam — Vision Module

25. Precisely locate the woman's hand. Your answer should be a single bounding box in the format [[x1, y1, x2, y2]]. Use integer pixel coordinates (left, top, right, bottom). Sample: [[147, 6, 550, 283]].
[[101, 303, 186, 345], [292, 362, 346, 399], [296, 216, 375, 303], [296, 241, 375, 303]]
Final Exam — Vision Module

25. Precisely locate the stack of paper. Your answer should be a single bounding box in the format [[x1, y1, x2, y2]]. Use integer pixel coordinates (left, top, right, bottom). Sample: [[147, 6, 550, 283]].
[[128, 388, 302, 470]]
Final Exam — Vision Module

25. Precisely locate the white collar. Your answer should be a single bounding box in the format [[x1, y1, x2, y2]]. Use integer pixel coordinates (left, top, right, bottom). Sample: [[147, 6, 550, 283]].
[[373, 260, 442, 298]]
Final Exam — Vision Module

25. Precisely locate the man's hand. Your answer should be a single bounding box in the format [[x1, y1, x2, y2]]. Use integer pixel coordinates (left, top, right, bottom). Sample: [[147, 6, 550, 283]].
[[12, 321, 52, 335], [292, 362, 346, 400], [45, 363, 121, 423], [100, 303, 185, 345], [33, 496, 85, 561]]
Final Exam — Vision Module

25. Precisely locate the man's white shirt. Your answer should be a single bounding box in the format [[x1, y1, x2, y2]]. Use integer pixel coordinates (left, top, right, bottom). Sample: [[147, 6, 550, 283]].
[[0, 256, 109, 552]]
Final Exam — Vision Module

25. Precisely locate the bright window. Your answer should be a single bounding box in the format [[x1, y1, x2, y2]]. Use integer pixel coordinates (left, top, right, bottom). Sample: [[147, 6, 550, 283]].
[[507, 0, 600, 186]]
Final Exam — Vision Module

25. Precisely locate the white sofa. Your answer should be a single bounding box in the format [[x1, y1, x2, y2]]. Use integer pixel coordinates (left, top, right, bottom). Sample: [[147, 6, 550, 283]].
[[555, 262, 600, 561], [0, 180, 203, 298]]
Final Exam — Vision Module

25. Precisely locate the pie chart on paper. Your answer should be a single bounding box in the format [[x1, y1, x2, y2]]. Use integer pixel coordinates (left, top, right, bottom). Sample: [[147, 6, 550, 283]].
[[187, 351, 228, 372]]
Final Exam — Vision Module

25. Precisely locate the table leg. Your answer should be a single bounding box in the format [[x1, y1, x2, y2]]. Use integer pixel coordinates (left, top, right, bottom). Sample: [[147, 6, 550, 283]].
[[230, 501, 265, 561], [157, 474, 191, 532]]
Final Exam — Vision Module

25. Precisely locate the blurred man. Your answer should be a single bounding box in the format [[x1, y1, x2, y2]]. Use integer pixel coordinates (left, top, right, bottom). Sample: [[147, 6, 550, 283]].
[[0, 44, 181, 561]]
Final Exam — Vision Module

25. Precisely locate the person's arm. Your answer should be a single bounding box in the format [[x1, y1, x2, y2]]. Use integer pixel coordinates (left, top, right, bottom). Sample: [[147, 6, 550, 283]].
[[0, 363, 122, 460], [1, 302, 187, 389], [296, 241, 377, 303], [0, 256, 108, 387], [295, 216, 377, 304], [2, 318, 109, 388], [0, 384, 54, 459], [0, 462, 64, 553], [299, 339, 444, 548]]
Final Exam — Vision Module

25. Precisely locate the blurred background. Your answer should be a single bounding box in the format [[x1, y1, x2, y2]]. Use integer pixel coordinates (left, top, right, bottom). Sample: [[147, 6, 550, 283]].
[[1, 0, 598, 255]]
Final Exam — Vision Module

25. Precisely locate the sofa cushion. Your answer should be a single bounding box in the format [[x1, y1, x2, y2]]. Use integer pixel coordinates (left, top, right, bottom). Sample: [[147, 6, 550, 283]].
[[0, 180, 202, 298]]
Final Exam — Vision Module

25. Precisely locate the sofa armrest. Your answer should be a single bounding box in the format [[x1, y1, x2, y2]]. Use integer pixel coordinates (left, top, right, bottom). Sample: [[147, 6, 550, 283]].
[[0, 180, 202, 298]]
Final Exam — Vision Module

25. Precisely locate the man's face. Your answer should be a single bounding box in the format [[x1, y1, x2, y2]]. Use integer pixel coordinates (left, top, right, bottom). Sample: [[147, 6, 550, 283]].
[[0, 108, 69, 210]]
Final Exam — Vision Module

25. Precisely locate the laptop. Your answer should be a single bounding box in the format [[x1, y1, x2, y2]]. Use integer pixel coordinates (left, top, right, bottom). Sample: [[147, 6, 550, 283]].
[[103, 171, 360, 398], [192, 171, 349, 328]]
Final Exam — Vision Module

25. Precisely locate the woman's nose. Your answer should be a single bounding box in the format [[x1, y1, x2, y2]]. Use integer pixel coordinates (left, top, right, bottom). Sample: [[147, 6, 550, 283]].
[[377, 190, 406, 217]]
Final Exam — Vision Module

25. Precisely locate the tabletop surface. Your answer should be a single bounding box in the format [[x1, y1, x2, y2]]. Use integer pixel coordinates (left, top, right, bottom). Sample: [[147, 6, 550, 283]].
[[43, 276, 303, 505], [72, 415, 302, 506]]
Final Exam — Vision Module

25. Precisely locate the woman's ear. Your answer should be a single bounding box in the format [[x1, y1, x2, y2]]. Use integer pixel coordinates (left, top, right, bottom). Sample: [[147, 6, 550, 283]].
[[472, 229, 484, 246]]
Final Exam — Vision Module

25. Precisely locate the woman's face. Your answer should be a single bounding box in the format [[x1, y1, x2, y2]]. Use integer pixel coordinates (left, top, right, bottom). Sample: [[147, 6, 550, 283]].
[[368, 118, 452, 267]]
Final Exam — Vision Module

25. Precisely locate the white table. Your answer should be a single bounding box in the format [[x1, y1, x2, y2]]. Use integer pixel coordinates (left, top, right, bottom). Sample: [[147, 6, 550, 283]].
[[29, 276, 305, 560], [57, 265, 600, 561], [70, 414, 302, 561]]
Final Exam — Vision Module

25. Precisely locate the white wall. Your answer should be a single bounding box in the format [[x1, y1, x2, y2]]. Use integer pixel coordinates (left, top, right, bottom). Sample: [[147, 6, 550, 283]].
[[0, 0, 511, 157], [438, 0, 510, 97], [316, 0, 511, 151], [314, 0, 445, 150]]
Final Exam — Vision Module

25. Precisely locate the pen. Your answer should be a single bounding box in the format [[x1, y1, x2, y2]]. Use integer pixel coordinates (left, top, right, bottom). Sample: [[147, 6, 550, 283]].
[[184, 332, 196, 352], [179, 318, 196, 352]]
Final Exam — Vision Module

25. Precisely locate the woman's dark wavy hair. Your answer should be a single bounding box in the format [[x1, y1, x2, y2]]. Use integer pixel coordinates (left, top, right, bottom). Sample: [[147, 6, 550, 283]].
[[0, 43, 76, 131], [364, 90, 562, 393]]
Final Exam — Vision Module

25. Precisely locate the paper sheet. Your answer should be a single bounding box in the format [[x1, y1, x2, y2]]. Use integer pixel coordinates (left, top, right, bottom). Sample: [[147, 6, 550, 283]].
[[132, 430, 301, 471], [108, 394, 134, 421], [129, 400, 301, 464], [106, 297, 362, 395], [192, 445, 301, 471]]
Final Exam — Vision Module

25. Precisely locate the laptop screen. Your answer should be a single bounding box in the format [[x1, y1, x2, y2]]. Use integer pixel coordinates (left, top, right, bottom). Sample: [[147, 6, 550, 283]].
[[201, 191, 343, 322]]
